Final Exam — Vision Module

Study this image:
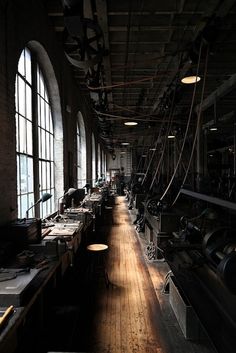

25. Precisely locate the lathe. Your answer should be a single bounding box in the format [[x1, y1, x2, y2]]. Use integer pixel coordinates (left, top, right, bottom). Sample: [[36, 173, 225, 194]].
[[144, 189, 236, 352]]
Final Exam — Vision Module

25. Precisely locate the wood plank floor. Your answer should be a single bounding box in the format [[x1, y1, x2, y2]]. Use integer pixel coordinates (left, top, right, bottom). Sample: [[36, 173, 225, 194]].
[[86, 196, 216, 353], [37, 195, 217, 353]]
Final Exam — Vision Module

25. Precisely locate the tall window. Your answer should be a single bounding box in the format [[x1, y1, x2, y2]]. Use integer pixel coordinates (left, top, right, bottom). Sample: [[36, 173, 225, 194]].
[[15, 48, 54, 218], [77, 112, 87, 188], [37, 66, 54, 217], [97, 143, 101, 178], [102, 149, 106, 177], [92, 133, 96, 186]]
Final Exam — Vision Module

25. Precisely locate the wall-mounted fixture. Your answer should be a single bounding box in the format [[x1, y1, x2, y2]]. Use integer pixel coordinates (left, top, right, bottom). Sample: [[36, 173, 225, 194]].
[[168, 134, 175, 139]]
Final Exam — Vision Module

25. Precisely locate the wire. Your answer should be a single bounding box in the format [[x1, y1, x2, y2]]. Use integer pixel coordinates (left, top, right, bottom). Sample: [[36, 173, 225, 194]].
[[171, 44, 209, 206], [159, 39, 203, 202], [87, 75, 161, 90], [141, 109, 168, 186], [149, 78, 178, 191]]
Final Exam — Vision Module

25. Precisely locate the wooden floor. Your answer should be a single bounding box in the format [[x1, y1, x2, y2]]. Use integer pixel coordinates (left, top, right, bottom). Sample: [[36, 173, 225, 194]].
[[86, 196, 216, 353], [34, 195, 217, 353]]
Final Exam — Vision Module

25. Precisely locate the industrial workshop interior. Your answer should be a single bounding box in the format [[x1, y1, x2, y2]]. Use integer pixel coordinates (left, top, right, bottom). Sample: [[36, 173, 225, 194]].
[[2, 0, 236, 352]]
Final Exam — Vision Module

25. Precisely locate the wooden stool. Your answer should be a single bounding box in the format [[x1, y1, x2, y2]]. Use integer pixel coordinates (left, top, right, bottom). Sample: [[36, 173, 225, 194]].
[[86, 243, 110, 288], [105, 205, 114, 225]]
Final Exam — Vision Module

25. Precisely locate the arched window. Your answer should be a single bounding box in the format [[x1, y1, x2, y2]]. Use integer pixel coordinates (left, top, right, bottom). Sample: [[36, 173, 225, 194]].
[[91, 133, 96, 186], [15, 48, 54, 218], [97, 143, 101, 178], [102, 149, 106, 177], [77, 112, 87, 188]]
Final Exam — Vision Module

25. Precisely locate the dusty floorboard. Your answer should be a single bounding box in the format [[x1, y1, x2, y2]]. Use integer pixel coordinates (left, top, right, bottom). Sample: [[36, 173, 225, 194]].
[[34, 195, 217, 353], [87, 196, 216, 353]]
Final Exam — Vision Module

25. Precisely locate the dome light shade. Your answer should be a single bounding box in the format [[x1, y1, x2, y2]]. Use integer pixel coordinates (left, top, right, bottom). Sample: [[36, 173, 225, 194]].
[[124, 121, 138, 126], [181, 75, 201, 84], [210, 126, 218, 131]]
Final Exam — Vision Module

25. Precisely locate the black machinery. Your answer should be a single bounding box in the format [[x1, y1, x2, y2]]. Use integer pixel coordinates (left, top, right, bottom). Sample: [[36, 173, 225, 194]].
[[150, 189, 236, 353]]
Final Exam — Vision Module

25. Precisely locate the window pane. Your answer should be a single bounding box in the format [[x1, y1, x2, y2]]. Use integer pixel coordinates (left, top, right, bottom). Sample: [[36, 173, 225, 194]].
[[37, 67, 40, 93], [27, 193, 35, 218], [45, 104, 49, 130], [46, 133, 50, 159], [26, 84, 32, 120], [21, 194, 28, 218], [40, 75, 44, 97], [16, 113, 19, 152], [18, 77, 25, 116], [18, 50, 25, 76], [49, 111, 53, 132], [26, 120, 33, 155], [37, 95, 41, 126], [19, 116, 26, 153], [41, 161, 46, 189], [28, 157, 34, 193], [38, 128, 42, 158], [15, 77, 19, 112], [39, 161, 42, 188], [17, 195, 21, 218], [51, 163, 54, 187], [47, 162, 50, 188], [50, 134, 54, 160], [41, 129, 46, 159], [17, 155, 20, 195], [20, 155, 27, 193], [25, 48, 32, 84], [40, 99, 45, 129], [45, 90, 49, 104]]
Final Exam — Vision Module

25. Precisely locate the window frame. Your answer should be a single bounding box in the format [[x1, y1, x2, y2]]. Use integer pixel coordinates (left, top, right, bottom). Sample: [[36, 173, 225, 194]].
[[15, 47, 55, 219]]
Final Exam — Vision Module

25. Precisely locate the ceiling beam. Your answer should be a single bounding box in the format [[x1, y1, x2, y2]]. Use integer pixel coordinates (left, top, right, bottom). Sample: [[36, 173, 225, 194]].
[[196, 73, 236, 113]]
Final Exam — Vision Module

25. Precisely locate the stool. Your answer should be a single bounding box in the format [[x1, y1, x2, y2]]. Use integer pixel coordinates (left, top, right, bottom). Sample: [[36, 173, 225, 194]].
[[86, 243, 110, 288], [104, 205, 113, 225]]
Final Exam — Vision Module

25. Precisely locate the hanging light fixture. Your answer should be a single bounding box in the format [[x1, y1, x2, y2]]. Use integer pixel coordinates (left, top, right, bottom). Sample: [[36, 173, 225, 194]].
[[181, 75, 201, 84], [209, 100, 218, 131], [209, 126, 218, 131], [124, 121, 138, 126]]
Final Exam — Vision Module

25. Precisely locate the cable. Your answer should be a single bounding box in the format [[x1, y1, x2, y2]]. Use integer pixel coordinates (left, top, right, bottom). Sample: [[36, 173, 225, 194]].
[[159, 39, 203, 202], [171, 44, 209, 206], [87, 75, 161, 90], [141, 108, 168, 186], [149, 77, 178, 191]]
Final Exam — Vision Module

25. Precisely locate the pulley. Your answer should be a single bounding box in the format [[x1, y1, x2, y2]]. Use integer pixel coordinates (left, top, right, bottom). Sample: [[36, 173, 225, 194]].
[[203, 227, 236, 293], [202, 227, 231, 264], [146, 199, 168, 217], [217, 251, 236, 294]]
